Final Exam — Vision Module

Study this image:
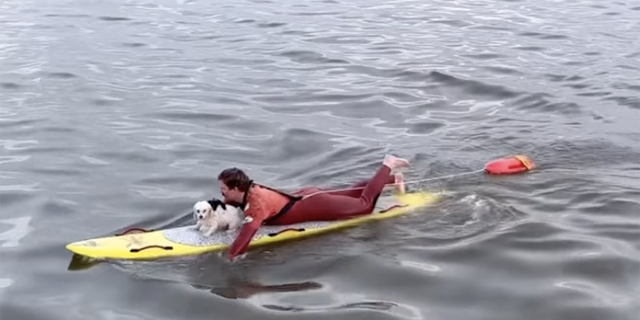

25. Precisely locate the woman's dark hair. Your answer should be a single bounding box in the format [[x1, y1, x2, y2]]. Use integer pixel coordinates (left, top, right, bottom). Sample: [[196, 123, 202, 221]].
[[218, 168, 252, 192]]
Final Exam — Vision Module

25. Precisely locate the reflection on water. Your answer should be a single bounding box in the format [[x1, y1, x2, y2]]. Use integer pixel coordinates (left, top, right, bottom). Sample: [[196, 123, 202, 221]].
[[1, 0, 640, 319], [0, 217, 33, 248], [193, 281, 323, 300], [0, 278, 13, 289]]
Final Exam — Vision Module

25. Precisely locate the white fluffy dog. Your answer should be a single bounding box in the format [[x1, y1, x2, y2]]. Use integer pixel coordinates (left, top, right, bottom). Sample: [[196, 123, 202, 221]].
[[193, 199, 243, 236]]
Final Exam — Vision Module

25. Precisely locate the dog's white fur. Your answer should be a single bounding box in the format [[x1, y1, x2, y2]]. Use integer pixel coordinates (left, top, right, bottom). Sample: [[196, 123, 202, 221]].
[[193, 200, 243, 236]]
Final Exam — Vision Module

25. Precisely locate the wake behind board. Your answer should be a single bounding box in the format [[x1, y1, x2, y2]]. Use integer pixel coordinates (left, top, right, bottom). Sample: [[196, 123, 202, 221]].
[[65, 191, 439, 261]]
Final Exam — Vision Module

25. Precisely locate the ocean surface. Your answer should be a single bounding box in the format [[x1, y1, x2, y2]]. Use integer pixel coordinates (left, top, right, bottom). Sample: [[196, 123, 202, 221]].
[[1, 0, 639, 319]]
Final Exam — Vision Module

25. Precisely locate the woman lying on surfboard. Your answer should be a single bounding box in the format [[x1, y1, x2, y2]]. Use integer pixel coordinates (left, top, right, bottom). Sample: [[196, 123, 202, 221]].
[[217, 154, 410, 261]]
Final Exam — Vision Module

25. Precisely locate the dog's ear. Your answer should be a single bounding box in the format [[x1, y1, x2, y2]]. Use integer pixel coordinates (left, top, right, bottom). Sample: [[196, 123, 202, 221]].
[[207, 198, 226, 211]]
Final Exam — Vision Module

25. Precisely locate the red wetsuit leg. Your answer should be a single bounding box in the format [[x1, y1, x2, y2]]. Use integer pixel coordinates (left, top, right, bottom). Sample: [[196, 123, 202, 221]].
[[290, 175, 396, 198], [322, 175, 396, 197], [266, 164, 392, 225]]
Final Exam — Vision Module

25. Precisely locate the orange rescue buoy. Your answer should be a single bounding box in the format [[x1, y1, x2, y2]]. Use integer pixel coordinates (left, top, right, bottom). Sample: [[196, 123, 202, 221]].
[[485, 155, 535, 175]]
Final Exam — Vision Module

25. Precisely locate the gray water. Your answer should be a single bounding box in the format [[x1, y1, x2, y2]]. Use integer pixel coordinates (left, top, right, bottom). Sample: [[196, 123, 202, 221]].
[[1, 0, 639, 319]]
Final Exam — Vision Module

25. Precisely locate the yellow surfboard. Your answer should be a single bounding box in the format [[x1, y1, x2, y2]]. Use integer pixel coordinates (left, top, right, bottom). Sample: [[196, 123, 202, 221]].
[[65, 191, 439, 261]]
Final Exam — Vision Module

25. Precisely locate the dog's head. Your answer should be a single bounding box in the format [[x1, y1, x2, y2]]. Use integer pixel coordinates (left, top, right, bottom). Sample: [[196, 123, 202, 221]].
[[193, 200, 213, 221]]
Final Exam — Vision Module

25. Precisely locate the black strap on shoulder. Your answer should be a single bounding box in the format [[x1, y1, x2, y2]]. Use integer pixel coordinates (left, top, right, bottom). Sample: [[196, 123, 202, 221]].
[[266, 198, 298, 222], [241, 181, 303, 223], [240, 180, 254, 210], [261, 184, 303, 222], [256, 183, 302, 201]]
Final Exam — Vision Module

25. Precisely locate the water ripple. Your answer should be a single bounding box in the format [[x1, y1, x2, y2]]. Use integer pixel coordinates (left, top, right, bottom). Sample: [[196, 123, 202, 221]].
[[1, 0, 639, 319]]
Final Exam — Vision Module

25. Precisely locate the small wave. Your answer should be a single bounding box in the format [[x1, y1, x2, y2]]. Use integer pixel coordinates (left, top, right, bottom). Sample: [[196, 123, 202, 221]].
[[0, 82, 22, 89], [98, 16, 130, 22]]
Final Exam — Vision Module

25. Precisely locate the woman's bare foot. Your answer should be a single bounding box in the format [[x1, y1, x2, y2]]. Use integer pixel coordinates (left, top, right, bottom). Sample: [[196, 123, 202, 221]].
[[383, 154, 410, 170], [393, 172, 406, 194]]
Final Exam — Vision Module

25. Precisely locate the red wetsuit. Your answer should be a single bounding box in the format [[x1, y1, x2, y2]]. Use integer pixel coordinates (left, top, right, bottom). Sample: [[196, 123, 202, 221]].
[[227, 164, 395, 259]]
